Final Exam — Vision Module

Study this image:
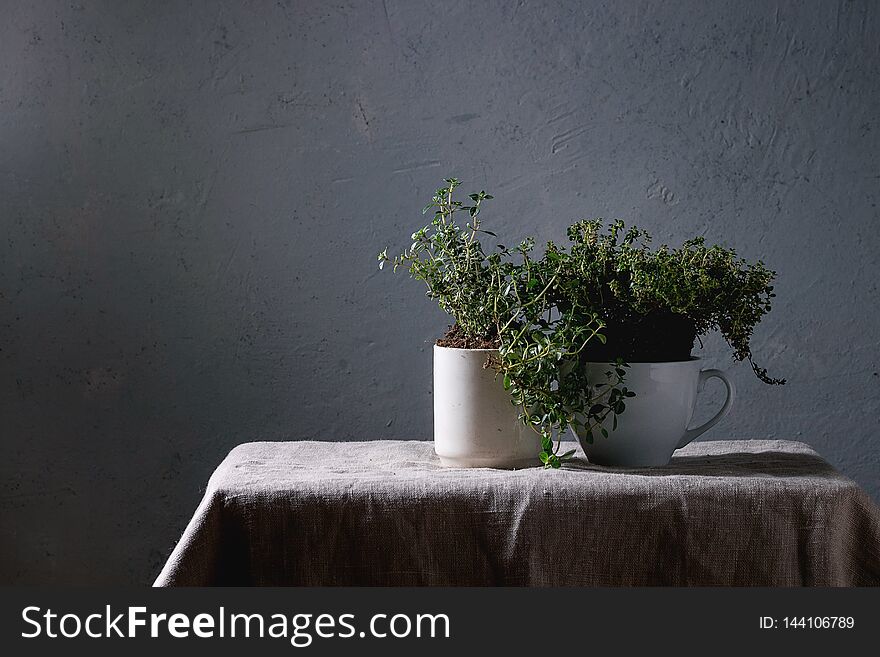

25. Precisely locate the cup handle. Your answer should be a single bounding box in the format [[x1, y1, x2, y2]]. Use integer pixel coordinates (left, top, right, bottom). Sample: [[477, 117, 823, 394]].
[[677, 369, 736, 449]]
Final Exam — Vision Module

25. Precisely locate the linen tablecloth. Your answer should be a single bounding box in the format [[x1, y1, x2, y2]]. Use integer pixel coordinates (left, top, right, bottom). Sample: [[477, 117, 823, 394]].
[[154, 440, 880, 586]]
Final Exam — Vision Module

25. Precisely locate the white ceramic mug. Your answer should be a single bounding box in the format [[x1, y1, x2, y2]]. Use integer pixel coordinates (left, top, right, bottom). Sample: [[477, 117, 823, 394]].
[[570, 358, 735, 467], [433, 345, 541, 468]]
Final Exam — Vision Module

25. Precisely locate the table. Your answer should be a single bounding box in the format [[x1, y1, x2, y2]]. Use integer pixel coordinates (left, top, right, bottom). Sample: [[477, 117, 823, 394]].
[[154, 440, 880, 586]]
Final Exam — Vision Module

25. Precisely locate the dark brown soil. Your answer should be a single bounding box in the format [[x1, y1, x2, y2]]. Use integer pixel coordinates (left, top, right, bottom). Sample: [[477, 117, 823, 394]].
[[583, 311, 697, 363], [435, 313, 696, 359], [435, 324, 500, 349]]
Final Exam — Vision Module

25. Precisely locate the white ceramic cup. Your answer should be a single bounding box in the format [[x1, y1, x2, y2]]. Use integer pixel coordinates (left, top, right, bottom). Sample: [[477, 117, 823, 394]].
[[571, 358, 735, 467], [433, 345, 541, 468]]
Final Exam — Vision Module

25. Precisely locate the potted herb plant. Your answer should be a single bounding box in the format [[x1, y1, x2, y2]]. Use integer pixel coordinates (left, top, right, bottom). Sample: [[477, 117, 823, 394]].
[[554, 220, 785, 466], [380, 180, 622, 469]]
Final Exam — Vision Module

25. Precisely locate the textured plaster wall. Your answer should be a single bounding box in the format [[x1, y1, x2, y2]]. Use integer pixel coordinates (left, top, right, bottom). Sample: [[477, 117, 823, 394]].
[[1, 1, 878, 584]]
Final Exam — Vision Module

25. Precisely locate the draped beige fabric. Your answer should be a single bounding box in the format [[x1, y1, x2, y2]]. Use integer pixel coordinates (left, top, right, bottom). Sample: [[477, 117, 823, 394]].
[[154, 440, 880, 587]]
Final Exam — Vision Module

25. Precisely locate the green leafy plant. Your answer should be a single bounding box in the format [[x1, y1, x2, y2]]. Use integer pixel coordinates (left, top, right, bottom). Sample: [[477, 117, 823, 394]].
[[378, 178, 511, 345], [380, 180, 627, 467], [553, 219, 785, 385], [381, 183, 784, 466]]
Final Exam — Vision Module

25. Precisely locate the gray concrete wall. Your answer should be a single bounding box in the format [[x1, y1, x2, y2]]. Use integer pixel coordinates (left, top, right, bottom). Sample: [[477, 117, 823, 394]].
[[1, 0, 877, 584]]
